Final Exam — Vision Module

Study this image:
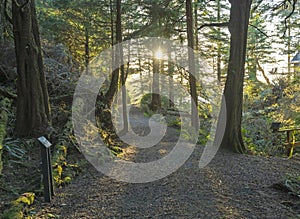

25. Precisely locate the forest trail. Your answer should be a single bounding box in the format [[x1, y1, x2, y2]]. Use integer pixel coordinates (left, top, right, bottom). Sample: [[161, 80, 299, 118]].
[[35, 107, 300, 219]]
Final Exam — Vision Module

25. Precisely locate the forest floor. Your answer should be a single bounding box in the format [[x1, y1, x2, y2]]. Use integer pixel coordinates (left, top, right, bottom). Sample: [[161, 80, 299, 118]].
[[31, 106, 300, 219]]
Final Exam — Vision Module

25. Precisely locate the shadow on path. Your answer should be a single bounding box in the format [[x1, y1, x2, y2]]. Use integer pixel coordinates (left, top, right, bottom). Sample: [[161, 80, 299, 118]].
[[35, 107, 300, 218]]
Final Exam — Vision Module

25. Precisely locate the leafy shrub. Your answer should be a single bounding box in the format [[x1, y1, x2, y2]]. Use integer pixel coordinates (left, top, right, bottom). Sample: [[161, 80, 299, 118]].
[[1, 193, 35, 219], [243, 112, 288, 156], [140, 93, 170, 114], [243, 77, 299, 156]]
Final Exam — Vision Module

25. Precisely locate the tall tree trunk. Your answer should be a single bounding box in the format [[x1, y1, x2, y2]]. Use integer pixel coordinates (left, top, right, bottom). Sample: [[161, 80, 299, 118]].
[[138, 58, 144, 95], [1, 0, 11, 44], [168, 49, 174, 108], [217, 0, 222, 82], [104, 0, 119, 107], [220, 0, 252, 153], [186, 0, 199, 129], [194, 0, 199, 51], [151, 58, 161, 112], [12, 0, 51, 137], [84, 26, 90, 69], [116, 0, 128, 133], [287, 22, 291, 77], [160, 59, 166, 96], [147, 58, 151, 91], [0, 0, 5, 44]]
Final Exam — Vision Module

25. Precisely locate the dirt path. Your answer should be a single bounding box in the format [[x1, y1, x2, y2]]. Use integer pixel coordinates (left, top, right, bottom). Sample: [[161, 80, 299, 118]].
[[35, 107, 300, 218]]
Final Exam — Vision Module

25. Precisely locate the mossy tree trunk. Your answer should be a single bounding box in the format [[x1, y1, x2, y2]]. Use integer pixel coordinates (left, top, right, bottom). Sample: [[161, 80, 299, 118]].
[[12, 0, 51, 137]]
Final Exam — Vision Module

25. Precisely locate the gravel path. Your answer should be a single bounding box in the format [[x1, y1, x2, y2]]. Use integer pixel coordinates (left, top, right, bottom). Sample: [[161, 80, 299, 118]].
[[35, 107, 300, 218]]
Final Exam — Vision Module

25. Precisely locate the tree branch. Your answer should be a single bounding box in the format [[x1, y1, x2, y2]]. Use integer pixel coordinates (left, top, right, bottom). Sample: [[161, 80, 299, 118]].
[[198, 22, 268, 38], [249, 24, 269, 37], [123, 21, 154, 41], [283, 0, 296, 37], [256, 60, 271, 85], [170, 15, 185, 26], [198, 22, 229, 30], [272, 0, 297, 37]]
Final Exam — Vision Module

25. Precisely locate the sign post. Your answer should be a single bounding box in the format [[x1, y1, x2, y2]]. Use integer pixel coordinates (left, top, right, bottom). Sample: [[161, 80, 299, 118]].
[[38, 136, 54, 202]]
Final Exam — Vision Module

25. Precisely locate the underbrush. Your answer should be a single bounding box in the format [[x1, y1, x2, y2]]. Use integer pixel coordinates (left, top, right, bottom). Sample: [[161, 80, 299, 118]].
[[0, 43, 85, 218], [242, 78, 299, 156], [139, 93, 212, 145]]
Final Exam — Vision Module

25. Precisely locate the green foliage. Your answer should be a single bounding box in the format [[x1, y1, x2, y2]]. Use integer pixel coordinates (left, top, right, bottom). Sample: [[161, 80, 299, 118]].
[[2, 138, 34, 162], [52, 141, 79, 187], [140, 93, 169, 114], [37, 0, 111, 67], [196, 0, 230, 80], [1, 193, 35, 219], [272, 1, 300, 60], [0, 98, 11, 174], [124, 0, 184, 39], [50, 118, 80, 187], [198, 123, 211, 145], [246, 4, 275, 82], [13, 193, 35, 206], [140, 93, 213, 145], [1, 204, 23, 219], [164, 115, 181, 128], [261, 78, 300, 128], [242, 119, 284, 156], [98, 127, 124, 157], [243, 77, 299, 156], [4, 142, 26, 160]]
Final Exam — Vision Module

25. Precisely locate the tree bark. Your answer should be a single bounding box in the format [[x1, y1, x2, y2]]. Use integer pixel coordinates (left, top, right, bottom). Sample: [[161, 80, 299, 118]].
[[186, 0, 199, 129], [116, 0, 128, 133], [257, 60, 271, 85], [220, 0, 252, 153], [151, 58, 161, 112], [138, 58, 144, 95], [0, 0, 5, 44], [12, 0, 51, 137], [217, 0, 222, 82], [194, 0, 199, 51], [104, 0, 119, 107], [160, 60, 166, 97], [287, 22, 291, 76], [168, 50, 174, 108], [84, 26, 90, 69]]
